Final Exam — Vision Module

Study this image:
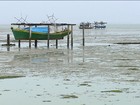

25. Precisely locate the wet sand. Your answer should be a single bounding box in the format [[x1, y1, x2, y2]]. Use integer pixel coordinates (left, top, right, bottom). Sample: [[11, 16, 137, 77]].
[[0, 28, 140, 105]]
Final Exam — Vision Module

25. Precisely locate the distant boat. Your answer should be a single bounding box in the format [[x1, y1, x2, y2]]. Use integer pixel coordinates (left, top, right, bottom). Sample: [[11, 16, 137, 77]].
[[94, 21, 107, 29], [11, 27, 71, 40], [79, 21, 107, 29], [94, 25, 106, 29], [79, 22, 94, 29]]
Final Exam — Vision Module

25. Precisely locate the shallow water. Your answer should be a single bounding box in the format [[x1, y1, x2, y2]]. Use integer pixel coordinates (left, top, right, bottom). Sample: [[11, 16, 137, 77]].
[[0, 24, 140, 105], [0, 76, 140, 105]]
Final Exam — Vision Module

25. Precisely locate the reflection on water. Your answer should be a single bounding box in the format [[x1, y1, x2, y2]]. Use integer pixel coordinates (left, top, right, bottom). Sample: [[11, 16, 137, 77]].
[[31, 58, 48, 63], [13, 50, 72, 64]]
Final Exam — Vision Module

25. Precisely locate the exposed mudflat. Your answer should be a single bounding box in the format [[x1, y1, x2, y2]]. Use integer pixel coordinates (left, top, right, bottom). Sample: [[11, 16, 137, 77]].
[[0, 25, 140, 105]]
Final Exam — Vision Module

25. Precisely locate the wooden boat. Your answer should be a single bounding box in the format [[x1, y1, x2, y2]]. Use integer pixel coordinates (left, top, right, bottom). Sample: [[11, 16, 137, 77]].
[[11, 27, 71, 40]]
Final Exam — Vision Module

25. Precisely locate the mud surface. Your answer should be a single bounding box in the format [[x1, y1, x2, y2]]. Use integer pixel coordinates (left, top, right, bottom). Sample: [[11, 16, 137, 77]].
[[0, 25, 140, 105]]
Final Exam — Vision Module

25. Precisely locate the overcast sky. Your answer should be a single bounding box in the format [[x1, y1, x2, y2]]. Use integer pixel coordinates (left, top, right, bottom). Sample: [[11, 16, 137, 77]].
[[1, 1, 140, 24]]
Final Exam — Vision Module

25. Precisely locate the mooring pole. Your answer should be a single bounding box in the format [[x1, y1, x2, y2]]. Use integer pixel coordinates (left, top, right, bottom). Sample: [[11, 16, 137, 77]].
[[35, 40, 37, 48], [6, 34, 10, 51], [18, 40, 21, 48], [7, 34, 10, 45], [47, 25, 50, 48], [82, 25, 85, 46], [67, 25, 70, 49], [56, 39, 58, 49], [34, 25, 37, 48], [29, 40, 31, 48], [18, 25, 21, 48], [29, 26, 32, 48], [71, 25, 73, 49]]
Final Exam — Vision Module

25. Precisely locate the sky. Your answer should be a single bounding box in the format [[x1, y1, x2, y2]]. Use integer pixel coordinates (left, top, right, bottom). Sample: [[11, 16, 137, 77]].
[[1, 1, 140, 24]]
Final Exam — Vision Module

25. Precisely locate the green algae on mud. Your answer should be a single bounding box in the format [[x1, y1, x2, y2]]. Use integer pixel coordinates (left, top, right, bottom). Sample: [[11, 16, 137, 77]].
[[61, 94, 78, 99], [42, 100, 51, 102], [101, 90, 123, 93], [79, 83, 92, 87], [0, 75, 24, 79], [128, 68, 139, 71]]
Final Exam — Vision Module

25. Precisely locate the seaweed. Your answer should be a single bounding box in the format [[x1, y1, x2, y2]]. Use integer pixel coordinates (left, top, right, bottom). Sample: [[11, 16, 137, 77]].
[[128, 68, 139, 71], [79, 83, 91, 87], [61, 94, 78, 99], [101, 90, 123, 93], [0, 75, 24, 79]]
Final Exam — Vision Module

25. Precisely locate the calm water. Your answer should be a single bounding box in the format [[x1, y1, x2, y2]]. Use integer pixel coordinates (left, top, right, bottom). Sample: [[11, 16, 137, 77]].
[[0, 24, 140, 105]]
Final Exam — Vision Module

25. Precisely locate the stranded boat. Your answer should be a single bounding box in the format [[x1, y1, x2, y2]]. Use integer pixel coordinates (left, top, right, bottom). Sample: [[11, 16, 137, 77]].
[[11, 23, 72, 40]]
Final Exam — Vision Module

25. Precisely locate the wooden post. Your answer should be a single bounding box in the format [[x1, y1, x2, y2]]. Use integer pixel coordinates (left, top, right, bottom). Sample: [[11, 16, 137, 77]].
[[82, 46, 85, 62], [67, 25, 70, 48], [56, 39, 58, 49], [18, 40, 20, 48], [7, 34, 10, 45], [71, 25, 73, 49], [6, 34, 10, 51], [47, 25, 50, 48], [35, 40, 37, 48], [34, 25, 37, 48], [82, 25, 85, 46], [29, 26, 31, 48], [29, 40, 31, 48]]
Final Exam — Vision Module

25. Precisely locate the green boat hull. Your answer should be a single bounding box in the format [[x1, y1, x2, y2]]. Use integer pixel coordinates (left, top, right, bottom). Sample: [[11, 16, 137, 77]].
[[11, 28, 71, 40]]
